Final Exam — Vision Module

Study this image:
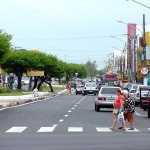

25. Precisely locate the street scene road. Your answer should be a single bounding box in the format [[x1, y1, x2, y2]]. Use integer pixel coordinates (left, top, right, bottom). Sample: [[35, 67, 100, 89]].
[[0, 92, 150, 150], [1, 0, 150, 150]]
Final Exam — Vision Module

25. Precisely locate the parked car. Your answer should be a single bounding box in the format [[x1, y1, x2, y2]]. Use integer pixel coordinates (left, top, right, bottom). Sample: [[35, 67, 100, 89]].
[[139, 86, 150, 112], [95, 86, 121, 112], [22, 77, 30, 85], [82, 82, 98, 95], [132, 85, 150, 106], [146, 92, 150, 118], [76, 85, 84, 95]]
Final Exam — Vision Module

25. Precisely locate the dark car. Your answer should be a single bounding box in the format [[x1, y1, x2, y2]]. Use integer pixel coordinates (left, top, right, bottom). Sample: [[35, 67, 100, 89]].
[[68, 81, 76, 89], [140, 87, 150, 118]]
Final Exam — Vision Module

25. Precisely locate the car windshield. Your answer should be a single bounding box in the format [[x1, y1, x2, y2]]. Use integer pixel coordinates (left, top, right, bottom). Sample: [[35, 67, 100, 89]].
[[101, 88, 119, 94]]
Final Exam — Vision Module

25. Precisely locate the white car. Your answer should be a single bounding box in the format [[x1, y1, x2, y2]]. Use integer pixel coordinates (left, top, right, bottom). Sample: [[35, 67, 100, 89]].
[[95, 86, 121, 111], [82, 82, 98, 95], [76, 85, 84, 95], [22, 77, 30, 85]]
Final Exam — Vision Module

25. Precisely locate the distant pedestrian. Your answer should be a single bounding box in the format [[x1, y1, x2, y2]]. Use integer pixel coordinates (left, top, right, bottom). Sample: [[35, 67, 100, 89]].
[[121, 90, 135, 130], [68, 84, 72, 95], [110, 89, 126, 130]]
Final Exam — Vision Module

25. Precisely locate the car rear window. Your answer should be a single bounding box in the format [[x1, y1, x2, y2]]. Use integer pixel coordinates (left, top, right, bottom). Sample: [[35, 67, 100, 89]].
[[86, 84, 96, 87], [133, 85, 138, 89], [101, 88, 120, 94], [77, 85, 83, 88]]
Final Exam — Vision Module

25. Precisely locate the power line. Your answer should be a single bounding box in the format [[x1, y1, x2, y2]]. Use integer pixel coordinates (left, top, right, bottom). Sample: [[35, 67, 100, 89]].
[[13, 34, 127, 41]]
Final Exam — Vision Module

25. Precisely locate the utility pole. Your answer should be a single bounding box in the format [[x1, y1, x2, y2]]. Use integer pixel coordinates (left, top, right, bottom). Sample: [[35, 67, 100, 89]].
[[143, 14, 147, 85]]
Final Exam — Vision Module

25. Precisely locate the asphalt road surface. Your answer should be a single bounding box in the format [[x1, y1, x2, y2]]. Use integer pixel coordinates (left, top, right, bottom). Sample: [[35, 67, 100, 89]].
[[0, 92, 150, 150]]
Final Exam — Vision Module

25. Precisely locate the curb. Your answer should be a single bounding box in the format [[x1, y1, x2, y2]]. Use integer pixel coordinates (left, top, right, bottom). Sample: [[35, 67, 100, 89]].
[[0, 89, 68, 109]]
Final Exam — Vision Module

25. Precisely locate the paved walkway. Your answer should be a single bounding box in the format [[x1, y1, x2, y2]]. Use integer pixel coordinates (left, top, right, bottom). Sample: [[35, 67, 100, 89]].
[[0, 89, 67, 108]]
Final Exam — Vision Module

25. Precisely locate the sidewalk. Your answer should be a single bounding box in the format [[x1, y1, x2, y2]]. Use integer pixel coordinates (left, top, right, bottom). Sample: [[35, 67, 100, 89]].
[[0, 89, 67, 108]]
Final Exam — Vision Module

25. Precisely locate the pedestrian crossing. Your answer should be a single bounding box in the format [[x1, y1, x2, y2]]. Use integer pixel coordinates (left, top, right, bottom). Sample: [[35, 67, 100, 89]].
[[3, 126, 150, 133]]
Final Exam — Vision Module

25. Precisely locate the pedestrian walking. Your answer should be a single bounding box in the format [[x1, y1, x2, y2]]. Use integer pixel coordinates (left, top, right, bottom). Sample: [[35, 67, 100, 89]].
[[121, 90, 135, 130], [68, 84, 72, 95], [110, 89, 126, 130]]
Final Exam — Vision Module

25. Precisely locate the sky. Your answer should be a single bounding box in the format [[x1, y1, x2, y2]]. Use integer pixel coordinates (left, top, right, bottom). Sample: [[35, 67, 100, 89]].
[[0, 0, 150, 70]]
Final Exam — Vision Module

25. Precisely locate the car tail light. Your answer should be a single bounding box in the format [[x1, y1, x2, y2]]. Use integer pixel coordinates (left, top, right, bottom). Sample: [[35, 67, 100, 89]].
[[136, 93, 140, 97], [98, 97, 106, 101], [146, 98, 150, 104]]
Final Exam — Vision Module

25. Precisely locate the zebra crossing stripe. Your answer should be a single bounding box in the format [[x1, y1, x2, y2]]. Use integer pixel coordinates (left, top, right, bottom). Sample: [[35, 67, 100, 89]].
[[37, 127, 55, 132], [148, 128, 150, 131], [96, 127, 112, 132], [68, 127, 83, 132], [6, 127, 27, 133], [126, 128, 140, 132]]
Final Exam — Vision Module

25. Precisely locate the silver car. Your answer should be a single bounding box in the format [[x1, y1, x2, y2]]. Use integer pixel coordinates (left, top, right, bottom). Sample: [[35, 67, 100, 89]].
[[95, 86, 121, 111], [76, 85, 84, 95], [82, 82, 98, 95]]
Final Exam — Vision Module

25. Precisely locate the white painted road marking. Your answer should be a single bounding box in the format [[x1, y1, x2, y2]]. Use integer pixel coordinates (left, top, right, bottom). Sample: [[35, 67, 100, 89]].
[[126, 128, 140, 132], [68, 127, 83, 132], [37, 127, 55, 132], [59, 119, 64, 122], [96, 127, 112, 132], [135, 111, 147, 117], [6, 127, 27, 133]]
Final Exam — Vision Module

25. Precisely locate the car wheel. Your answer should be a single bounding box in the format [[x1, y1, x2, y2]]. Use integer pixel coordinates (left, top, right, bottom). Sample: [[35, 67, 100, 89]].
[[76, 92, 78, 95], [95, 104, 100, 112], [148, 109, 150, 118]]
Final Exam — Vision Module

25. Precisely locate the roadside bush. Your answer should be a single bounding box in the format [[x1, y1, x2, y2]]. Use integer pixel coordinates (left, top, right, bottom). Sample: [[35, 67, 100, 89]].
[[0, 87, 12, 94]]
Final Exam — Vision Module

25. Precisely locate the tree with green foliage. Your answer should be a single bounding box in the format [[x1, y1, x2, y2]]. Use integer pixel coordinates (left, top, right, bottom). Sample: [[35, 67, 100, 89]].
[[0, 29, 12, 62], [65, 63, 87, 82], [85, 60, 98, 77], [2, 50, 47, 89], [2, 50, 66, 92]]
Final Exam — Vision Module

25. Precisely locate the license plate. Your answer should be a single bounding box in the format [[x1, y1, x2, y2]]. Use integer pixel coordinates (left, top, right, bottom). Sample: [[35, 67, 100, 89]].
[[89, 91, 93, 92], [108, 98, 114, 101]]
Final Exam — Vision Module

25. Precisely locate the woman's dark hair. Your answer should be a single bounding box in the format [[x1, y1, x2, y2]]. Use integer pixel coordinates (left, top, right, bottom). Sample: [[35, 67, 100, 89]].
[[116, 89, 121, 94]]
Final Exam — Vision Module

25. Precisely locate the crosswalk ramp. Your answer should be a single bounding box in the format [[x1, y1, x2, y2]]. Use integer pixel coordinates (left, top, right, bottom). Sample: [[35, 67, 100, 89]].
[[3, 126, 150, 133]]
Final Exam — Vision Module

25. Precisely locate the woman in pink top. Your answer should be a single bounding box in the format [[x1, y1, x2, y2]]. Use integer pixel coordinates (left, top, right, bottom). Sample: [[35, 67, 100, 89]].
[[110, 89, 126, 130]]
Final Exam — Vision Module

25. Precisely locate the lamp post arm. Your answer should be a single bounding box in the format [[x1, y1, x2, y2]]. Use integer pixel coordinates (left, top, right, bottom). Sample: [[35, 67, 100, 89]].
[[129, 0, 150, 9]]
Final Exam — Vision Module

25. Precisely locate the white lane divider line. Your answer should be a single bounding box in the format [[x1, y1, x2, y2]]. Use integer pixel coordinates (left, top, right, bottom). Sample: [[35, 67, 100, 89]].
[[77, 102, 80, 104], [6, 127, 27, 133], [74, 105, 77, 107], [59, 119, 64, 122], [68, 110, 72, 112], [72, 108, 75, 110], [96, 127, 112, 132], [52, 124, 58, 127], [147, 128, 150, 131], [68, 127, 83, 132], [126, 128, 140, 132], [64, 115, 68, 117], [135, 111, 147, 117], [37, 127, 55, 133]]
